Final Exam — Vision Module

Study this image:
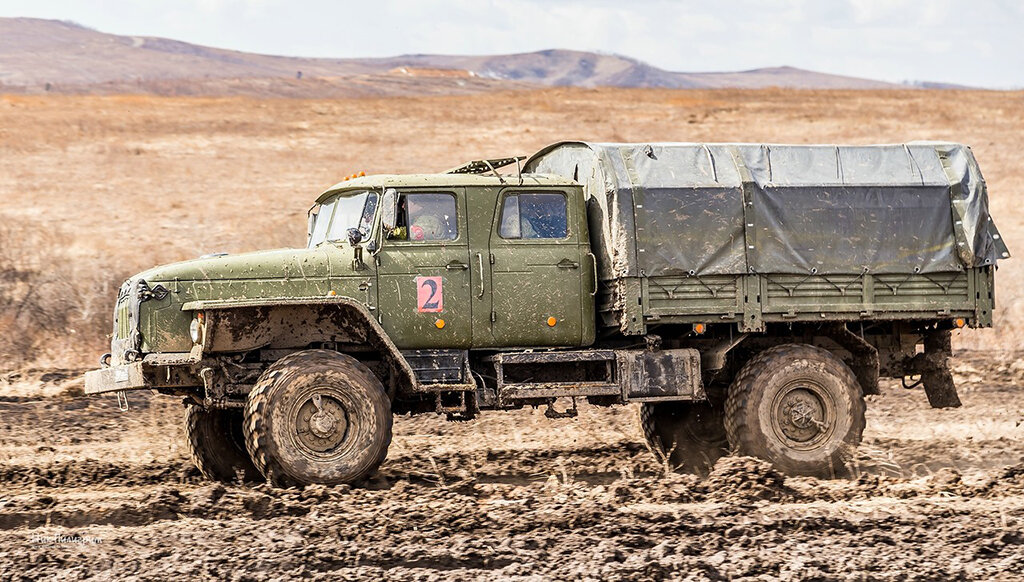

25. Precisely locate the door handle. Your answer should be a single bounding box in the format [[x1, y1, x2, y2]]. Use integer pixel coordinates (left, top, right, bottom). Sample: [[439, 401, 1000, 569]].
[[557, 259, 580, 269], [587, 252, 598, 296], [446, 261, 469, 271], [358, 280, 375, 309], [476, 253, 485, 298]]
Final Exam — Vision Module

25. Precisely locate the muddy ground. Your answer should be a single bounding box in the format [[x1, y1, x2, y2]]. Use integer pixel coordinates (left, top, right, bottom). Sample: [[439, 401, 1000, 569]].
[[0, 353, 1021, 581]]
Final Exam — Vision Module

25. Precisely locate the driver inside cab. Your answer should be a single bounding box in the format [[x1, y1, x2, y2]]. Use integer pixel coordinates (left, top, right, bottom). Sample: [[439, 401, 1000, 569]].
[[389, 194, 457, 241]]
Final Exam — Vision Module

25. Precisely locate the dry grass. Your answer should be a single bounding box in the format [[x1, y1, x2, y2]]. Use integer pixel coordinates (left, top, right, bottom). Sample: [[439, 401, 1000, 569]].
[[0, 88, 1022, 368], [0, 221, 123, 365]]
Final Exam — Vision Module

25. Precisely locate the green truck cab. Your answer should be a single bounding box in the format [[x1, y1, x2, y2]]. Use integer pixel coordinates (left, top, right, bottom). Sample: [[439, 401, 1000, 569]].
[[85, 142, 1009, 486]]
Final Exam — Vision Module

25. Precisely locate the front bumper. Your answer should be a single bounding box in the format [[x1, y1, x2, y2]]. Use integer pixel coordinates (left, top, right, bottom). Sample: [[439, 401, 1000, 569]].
[[84, 362, 147, 394], [84, 353, 199, 395]]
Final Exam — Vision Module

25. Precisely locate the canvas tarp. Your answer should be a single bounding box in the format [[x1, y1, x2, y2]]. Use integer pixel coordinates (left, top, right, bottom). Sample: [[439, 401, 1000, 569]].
[[523, 141, 1008, 280]]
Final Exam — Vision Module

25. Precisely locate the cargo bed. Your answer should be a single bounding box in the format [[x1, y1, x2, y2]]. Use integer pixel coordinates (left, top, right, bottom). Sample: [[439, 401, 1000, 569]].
[[525, 141, 1007, 335]]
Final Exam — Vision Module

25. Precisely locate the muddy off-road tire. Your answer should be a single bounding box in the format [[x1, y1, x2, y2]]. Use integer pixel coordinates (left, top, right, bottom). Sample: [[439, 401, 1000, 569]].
[[243, 350, 392, 487], [185, 406, 262, 483], [639, 402, 728, 475], [724, 344, 865, 478]]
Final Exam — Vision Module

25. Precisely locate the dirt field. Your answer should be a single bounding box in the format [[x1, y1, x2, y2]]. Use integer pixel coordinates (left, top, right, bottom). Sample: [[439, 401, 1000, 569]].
[[1, 89, 1023, 580], [0, 356, 1022, 580], [2, 89, 1024, 366]]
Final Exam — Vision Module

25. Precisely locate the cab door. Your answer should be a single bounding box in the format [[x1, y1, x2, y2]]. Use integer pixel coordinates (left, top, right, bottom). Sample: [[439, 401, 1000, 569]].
[[488, 189, 584, 347], [375, 189, 473, 349]]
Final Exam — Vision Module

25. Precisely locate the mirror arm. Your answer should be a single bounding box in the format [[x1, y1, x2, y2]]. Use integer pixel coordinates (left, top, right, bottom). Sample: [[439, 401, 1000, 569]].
[[306, 205, 318, 247]]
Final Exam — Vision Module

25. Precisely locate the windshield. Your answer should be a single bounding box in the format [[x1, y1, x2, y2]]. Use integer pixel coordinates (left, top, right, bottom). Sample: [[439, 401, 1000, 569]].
[[307, 190, 379, 248]]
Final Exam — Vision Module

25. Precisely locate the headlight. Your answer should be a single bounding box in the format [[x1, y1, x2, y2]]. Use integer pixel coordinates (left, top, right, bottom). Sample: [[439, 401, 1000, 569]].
[[189, 316, 203, 344]]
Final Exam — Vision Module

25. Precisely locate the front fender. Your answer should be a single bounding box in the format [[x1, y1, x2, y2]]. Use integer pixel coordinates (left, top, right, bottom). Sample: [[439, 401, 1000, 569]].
[[183, 296, 416, 398]]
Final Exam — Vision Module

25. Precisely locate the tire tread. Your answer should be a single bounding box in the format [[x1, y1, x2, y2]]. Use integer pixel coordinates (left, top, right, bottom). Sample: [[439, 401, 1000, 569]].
[[724, 344, 866, 477], [243, 350, 392, 487], [185, 406, 261, 483]]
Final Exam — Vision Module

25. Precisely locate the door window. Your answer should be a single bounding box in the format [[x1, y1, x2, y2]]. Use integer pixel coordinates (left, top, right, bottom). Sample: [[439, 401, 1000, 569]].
[[390, 193, 458, 241], [498, 193, 568, 239]]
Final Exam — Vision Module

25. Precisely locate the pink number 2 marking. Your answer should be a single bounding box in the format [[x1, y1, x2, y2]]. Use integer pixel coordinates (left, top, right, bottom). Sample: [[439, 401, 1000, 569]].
[[416, 276, 443, 312]]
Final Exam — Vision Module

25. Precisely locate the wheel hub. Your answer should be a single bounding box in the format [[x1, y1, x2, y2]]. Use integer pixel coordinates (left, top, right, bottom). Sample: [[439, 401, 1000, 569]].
[[296, 392, 348, 453], [309, 409, 338, 438], [789, 400, 816, 429], [776, 387, 828, 443]]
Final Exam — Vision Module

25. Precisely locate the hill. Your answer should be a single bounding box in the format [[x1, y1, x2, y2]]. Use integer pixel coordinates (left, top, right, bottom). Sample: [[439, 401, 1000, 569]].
[[0, 18, 911, 95]]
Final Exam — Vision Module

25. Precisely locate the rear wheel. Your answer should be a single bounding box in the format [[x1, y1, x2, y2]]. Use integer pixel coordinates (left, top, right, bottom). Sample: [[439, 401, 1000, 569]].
[[639, 401, 728, 475], [185, 406, 262, 483], [243, 350, 392, 487], [724, 344, 865, 477]]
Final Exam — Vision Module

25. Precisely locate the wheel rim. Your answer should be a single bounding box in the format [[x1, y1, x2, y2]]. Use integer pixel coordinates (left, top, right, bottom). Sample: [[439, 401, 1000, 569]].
[[290, 390, 351, 455], [769, 379, 837, 450]]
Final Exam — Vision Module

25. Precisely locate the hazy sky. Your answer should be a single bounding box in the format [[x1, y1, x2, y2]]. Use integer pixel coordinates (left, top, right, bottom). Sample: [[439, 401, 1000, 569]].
[[3, 0, 1022, 88]]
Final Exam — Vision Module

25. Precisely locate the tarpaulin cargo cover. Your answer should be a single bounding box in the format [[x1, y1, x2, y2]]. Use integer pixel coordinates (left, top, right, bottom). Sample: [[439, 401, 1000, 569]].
[[524, 142, 1009, 280]]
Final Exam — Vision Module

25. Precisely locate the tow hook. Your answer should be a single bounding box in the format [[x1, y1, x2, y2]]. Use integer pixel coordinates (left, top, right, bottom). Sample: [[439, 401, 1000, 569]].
[[115, 390, 129, 412]]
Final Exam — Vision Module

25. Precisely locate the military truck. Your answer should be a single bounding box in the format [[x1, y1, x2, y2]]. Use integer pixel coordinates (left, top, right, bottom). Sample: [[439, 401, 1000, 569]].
[[85, 141, 1008, 486]]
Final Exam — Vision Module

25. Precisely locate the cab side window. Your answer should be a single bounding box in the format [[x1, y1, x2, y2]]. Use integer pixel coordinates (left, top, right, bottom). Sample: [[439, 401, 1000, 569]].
[[499, 193, 568, 239], [392, 193, 458, 241]]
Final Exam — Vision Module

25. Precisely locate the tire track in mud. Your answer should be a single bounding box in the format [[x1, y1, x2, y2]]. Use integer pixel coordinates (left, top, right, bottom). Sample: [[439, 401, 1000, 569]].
[[1, 453, 1023, 579], [4, 456, 1024, 530], [2, 434, 1020, 493], [2, 366, 1024, 579], [0, 459, 202, 489], [2, 458, 1024, 580]]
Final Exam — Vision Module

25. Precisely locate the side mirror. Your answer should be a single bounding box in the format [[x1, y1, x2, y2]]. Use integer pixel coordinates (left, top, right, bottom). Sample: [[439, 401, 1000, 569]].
[[347, 227, 363, 246], [381, 188, 398, 231], [306, 208, 317, 246]]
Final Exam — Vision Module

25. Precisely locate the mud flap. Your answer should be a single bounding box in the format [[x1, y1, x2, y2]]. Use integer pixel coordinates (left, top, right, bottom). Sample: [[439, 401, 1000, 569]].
[[919, 330, 961, 409], [827, 324, 881, 396]]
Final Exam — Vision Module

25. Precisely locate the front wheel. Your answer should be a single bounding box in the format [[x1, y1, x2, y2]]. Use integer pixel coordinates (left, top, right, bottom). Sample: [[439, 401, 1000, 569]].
[[243, 350, 393, 487], [724, 344, 865, 477], [185, 406, 262, 483]]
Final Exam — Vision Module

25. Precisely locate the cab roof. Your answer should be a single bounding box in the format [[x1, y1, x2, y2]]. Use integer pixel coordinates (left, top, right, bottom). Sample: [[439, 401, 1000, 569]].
[[316, 172, 575, 204]]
